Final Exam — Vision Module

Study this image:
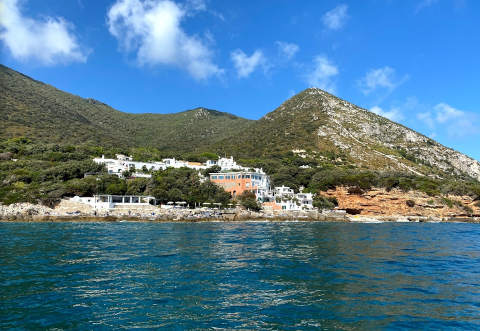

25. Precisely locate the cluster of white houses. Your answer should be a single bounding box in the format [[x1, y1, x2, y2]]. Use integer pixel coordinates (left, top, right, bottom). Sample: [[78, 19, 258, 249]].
[[90, 154, 314, 211], [93, 154, 252, 177]]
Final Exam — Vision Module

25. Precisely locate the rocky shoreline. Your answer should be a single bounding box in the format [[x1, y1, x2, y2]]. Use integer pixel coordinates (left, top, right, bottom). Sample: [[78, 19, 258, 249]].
[[1, 202, 479, 223]]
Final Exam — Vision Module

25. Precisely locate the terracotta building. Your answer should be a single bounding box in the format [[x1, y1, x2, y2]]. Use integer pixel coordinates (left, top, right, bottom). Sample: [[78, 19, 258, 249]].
[[209, 171, 271, 200]]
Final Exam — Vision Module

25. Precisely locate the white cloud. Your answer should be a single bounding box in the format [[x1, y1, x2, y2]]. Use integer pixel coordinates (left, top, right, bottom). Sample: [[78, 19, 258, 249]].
[[371, 106, 404, 122], [306, 55, 338, 93], [230, 49, 266, 78], [0, 0, 88, 65], [415, 0, 439, 14], [107, 0, 222, 80], [434, 102, 464, 123], [322, 4, 349, 30], [276, 41, 299, 60], [358, 66, 408, 95], [417, 111, 435, 129], [417, 103, 479, 138], [185, 0, 206, 12]]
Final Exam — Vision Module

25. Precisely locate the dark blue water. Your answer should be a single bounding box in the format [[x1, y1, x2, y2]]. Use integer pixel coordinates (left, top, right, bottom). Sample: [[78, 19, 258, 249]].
[[1, 222, 480, 330]]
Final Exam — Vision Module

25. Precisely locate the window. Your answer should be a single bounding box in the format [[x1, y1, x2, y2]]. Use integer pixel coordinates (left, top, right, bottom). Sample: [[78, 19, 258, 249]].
[[219, 176, 224, 179], [211, 175, 217, 179], [246, 175, 250, 179], [112, 196, 123, 203]]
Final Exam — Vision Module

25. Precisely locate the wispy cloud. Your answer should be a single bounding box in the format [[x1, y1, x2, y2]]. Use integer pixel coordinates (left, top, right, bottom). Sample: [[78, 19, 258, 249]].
[[0, 0, 88, 65], [417, 103, 479, 138], [276, 41, 299, 60], [306, 55, 338, 93], [370, 106, 404, 122], [107, 0, 223, 80], [415, 0, 439, 14], [358, 66, 408, 95], [230, 49, 267, 78], [322, 4, 349, 30], [185, 0, 206, 12]]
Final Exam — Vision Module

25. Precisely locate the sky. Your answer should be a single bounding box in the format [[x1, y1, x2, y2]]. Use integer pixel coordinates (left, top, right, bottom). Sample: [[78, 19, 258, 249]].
[[1, 0, 479, 160]]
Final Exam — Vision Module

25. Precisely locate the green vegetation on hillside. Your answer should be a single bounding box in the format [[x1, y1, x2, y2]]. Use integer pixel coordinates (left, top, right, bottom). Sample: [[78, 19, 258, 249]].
[[0, 65, 252, 152], [2, 64, 480, 210], [237, 151, 480, 202], [1, 138, 479, 211], [0, 138, 231, 207]]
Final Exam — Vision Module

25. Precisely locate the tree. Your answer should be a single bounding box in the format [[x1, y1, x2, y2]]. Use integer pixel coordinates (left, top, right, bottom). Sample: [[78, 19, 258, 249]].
[[238, 191, 261, 211], [202, 165, 221, 177], [313, 195, 337, 210]]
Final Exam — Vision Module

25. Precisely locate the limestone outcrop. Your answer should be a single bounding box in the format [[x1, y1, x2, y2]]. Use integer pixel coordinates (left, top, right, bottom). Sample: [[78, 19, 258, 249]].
[[323, 187, 480, 217]]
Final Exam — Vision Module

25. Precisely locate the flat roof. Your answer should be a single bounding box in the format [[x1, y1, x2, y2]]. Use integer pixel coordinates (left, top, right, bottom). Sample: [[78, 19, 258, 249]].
[[94, 195, 155, 199], [209, 172, 265, 175]]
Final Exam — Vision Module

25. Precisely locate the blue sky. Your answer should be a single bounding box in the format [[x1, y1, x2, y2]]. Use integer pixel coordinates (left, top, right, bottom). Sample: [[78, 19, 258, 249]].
[[1, 0, 479, 160]]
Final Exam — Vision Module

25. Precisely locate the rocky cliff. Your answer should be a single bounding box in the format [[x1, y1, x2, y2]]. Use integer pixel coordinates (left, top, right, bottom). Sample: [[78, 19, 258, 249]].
[[219, 88, 480, 182], [324, 187, 480, 218]]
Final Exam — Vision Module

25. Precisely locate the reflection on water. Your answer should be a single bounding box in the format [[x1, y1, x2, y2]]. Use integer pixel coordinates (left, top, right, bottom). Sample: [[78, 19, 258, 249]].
[[1, 222, 480, 329]]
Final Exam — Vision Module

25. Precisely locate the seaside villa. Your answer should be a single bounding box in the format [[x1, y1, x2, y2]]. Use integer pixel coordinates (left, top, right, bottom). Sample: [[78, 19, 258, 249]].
[[71, 195, 156, 210], [209, 171, 271, 201]]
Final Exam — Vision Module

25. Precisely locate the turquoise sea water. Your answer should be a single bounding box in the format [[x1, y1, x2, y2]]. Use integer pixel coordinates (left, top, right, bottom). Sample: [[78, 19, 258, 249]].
[[1, 221, 480, 330]]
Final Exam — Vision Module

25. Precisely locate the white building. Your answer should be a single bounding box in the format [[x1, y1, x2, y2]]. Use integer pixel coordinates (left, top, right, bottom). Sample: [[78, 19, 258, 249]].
[[93, 154, 255, 178], [71, 195, 156, 210], [217, 157, 247, 171], [270, 186, 315, 211], [274, 185, 295, 197], [93, 155, 168, 178]]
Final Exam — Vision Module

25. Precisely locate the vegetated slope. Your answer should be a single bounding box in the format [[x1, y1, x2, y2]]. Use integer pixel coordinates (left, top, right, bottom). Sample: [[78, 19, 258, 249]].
[[216, 88, 480, 181], [2, 64, 479, 181], [0, 64, 252, 152]]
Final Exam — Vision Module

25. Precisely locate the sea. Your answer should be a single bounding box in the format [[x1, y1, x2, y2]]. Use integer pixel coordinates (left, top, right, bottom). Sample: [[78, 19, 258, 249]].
[[1, 221, 479, 330]]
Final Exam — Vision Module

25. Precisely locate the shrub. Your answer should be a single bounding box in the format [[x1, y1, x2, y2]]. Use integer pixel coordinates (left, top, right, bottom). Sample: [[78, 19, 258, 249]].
[[313, 195, 337, 210], [406, 200, 415, 208], [348, 186, 364, 195], [238, 191, 261, 212], [463, 205, 474, 215], [202, 165, 221, 177], [440, 197, 454, 208]]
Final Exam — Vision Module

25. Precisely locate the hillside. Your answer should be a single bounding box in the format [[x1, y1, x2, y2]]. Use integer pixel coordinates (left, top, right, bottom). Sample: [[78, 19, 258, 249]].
[[1, 64, 480, 181], [0, 65, 252, 152], [1, 65, 480, 208], [216, 88, 480, 181]]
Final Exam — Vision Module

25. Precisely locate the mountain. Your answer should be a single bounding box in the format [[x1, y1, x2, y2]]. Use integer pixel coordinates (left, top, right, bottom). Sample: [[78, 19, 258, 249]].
[[215, 88, 480, 181], [0, 64, 252, 152], [1, 64, 479, 181]]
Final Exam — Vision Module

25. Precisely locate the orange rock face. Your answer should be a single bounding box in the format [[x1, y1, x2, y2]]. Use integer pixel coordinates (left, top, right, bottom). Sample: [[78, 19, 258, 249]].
[[322, 187, 480, 217]]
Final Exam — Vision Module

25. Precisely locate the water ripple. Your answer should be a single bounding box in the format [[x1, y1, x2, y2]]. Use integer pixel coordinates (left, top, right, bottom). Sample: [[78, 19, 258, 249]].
[[1, 222, 480, 329]]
